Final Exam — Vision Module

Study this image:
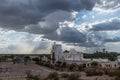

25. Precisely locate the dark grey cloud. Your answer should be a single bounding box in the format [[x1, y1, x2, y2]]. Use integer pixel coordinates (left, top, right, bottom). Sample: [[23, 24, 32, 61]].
[[60, 28, 109, 47], [105, 37, 120, 42], [91, 18, 120, 31], [25, 10, 73, 34], [43, 27, 86, 43], [0, 0, 97, 31]]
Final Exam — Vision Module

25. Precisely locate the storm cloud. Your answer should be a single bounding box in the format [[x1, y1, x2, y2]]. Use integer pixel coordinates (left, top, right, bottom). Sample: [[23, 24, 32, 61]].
[[43, 26, 86, 43], [24, 10, 74, 34], [91, 18, 120, 31], [0, 0, 97, 31], [0, 0, 99, 48]]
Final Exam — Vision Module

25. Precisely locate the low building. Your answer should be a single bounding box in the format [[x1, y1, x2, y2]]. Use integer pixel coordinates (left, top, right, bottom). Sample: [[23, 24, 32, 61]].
[[42, 56, 48, 62]]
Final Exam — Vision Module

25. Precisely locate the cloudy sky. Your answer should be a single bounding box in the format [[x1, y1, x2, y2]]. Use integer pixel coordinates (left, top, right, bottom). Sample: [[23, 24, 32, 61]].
[[0, 0, 120, 54]]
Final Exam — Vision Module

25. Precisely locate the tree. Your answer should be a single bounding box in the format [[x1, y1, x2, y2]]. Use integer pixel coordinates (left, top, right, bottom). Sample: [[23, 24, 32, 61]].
[[108, 56, 117, 61], [83, 63, 86, 68], [61, 62, 67, 71], [78, 64, 85, 71], [91, 61, 98, 68], [55, 61, 62, 70], [56, 61, 62, 67], [32, 57, 40, 64], [24, 56, 31, 65], [69, 63, 76, 71], [0, 56, 7, 62], [12, 59, 17, 64]]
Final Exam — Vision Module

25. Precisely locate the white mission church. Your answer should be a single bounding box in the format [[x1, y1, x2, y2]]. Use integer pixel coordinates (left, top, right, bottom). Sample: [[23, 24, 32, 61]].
[[51, 42, 120, 69]]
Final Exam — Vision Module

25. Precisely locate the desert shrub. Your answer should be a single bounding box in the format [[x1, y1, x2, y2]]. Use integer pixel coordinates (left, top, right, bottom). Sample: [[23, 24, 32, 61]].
[[115, 77, 120, 80], [44, 62, 51, 67], [26, 71, 40, 80], [86, 70, 103, 76], [61, 62, 67, 71], [107, 70, 120, 77], [77, 64, 85, 71], [68, 73, 79, 80], [61, 73, 69, 78], [69, 63, 76, 71], [55, 61, 62, 67], [47, 72, 59, 80]]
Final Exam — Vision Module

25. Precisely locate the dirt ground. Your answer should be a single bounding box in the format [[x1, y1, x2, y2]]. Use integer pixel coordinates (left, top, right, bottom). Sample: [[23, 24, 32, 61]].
[[0, 63, 115, 80]]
